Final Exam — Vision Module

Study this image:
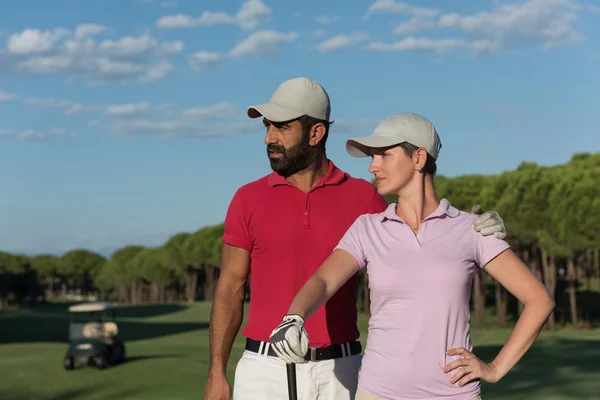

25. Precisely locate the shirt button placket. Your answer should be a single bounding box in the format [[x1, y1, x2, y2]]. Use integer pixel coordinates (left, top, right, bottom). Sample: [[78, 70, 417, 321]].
[[303, 193, 310, 228]]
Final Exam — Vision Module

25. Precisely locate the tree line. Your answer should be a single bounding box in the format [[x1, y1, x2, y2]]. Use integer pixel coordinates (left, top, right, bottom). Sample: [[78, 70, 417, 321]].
[[1, 152, 599, 329]]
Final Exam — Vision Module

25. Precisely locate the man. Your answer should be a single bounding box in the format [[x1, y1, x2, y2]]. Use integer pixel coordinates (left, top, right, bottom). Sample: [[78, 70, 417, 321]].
[[204, 77, 506, 400]]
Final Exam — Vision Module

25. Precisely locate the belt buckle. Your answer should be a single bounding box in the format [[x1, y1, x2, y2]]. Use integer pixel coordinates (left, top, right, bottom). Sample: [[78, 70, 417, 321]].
[[310, 348, 317, 362]]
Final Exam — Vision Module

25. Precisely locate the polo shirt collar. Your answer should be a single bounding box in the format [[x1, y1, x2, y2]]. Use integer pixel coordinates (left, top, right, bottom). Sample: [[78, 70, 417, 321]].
[[267, 159, 347, 188], [381, 198, 460, 224]]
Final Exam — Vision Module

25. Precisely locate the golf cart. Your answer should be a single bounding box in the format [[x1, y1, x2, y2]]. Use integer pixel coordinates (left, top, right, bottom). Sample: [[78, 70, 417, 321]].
[[63, 301, 126, 370]]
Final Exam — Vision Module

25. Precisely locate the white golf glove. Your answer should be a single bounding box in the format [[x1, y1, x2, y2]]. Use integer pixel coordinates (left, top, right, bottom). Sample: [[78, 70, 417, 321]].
[[471, 205, 507, 239], [269, 314, 309, 364]]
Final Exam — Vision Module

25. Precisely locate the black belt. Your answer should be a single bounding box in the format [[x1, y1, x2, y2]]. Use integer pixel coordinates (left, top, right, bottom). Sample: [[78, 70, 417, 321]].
[[245, 338, 361, 362]]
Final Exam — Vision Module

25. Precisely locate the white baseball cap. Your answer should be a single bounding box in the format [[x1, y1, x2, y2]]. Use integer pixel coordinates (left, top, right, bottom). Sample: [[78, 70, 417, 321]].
[[247, 77, 331, 122], [346, 112, 442, 160]]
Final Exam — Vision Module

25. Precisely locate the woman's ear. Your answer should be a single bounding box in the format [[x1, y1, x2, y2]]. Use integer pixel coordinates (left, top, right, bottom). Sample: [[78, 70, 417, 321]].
[[415, 147, 428, 169]]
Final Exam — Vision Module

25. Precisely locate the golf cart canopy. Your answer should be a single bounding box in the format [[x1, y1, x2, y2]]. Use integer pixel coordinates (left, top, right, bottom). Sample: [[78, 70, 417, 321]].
[[64, 301, 126, 370], [68, 302, 119, 313]]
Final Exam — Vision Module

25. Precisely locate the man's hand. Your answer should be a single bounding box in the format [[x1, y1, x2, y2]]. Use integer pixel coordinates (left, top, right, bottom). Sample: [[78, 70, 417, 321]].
[[471, 205, 507, 239], [269, 314, 309, 364], [204, 372, 231, 400]]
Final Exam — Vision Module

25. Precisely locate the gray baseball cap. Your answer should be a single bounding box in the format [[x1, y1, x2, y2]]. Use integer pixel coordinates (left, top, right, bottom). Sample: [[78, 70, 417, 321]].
[[247, 77, 331, 122], [346, 112, 442, 160]]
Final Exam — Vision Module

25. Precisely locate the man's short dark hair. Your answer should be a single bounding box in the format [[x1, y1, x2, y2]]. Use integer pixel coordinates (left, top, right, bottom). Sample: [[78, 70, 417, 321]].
[[398, 142, 437, 176]]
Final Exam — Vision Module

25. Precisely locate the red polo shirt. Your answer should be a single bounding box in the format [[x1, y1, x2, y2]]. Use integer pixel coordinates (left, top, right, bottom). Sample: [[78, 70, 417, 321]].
[[222, 160, 388, 347]]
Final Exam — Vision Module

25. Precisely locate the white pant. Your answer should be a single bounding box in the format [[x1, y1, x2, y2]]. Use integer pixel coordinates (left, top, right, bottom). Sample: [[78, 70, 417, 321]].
[[232, 350, 362, 400]]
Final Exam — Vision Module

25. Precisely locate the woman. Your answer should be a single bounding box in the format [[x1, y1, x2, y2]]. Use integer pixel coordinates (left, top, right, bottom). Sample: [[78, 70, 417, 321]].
[[269, 112, 555, 400]]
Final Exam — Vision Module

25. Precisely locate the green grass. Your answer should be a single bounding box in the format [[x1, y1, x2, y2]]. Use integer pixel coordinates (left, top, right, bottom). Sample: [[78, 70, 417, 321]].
[[1, 302, 599, 400]]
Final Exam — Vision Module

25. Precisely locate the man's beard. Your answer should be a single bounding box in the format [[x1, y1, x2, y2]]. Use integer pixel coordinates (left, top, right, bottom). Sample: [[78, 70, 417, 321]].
[[267, 133, 317, 177]]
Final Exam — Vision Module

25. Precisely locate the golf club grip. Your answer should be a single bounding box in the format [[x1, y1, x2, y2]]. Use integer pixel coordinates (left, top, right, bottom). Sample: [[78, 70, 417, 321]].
[[286, 363, 298, 400]]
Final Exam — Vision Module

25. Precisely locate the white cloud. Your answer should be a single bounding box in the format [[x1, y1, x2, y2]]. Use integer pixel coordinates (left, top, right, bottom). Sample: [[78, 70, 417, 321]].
[[230, 30, 298, 58], [364, 0, 440, 36], [27, 97, 72, 108], [19, 56, 74, 73], [106, 102, 152, 118], [366, 0, 439, 18], [25, 97, 165, 120], [182, 102, 236, 118], [161, 40, 184, 54], [97, 34, 158, 57], [75, 24, 107, 41], [19, 130, 44, 139], [236, 0, 272, 30], [140, 61, 174, 82], [316, 32, 369, 53], [364, 37, 466, 54], [437, 0, 585, 52], [7, 28, 69, 54], [141, 0, 178, 6], [88, 58, 146, 82], [156, 14, 211, 28], [0, 90, 17, 101], [189, 51, 222, 69], [156, 0, 270, 30], [25, 97, 100, 115], [115, 119, 257, 139], [394, 16, 435, 35], [98, 38, 150, 57], [65, 104, 86, 115], [585, 3, 600, 12], [314, 29, 327, 38], [107, 100, 256, 139], [0, 27, 179, 84], [364, 0, 587, 55], [18, 128, 77, 140]]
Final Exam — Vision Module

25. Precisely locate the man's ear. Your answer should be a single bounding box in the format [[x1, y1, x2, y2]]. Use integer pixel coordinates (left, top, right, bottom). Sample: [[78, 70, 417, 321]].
[[308, 123, 326, 147]]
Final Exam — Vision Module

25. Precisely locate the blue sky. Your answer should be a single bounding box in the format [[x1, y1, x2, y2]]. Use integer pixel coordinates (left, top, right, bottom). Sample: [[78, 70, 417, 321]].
[[0, 0, 598, 257]]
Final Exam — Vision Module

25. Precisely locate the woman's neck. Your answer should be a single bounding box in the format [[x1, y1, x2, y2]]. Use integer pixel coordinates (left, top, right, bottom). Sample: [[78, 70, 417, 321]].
[[395, 175, 439, 230]]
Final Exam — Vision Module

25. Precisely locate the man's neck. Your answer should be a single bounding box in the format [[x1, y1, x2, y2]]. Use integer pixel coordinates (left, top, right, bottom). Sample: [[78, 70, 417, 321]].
[[395, 176, 439, 229], [286, 154, 329, 193]]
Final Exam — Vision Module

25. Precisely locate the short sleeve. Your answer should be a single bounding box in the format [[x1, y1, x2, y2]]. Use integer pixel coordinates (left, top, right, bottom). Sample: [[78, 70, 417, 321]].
[[222, 189, 253, 251], [366, 186, 388, 214], [474, 229, 511, 268], [335, 216, 368, 269]]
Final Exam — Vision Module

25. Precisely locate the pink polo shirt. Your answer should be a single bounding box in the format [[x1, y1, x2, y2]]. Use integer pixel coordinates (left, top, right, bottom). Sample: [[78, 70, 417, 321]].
[[335, 199, 510, 400]]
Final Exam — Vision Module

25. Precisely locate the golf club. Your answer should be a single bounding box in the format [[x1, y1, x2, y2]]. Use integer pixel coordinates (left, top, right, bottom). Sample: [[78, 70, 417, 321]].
[[286, 362, 298, 400]]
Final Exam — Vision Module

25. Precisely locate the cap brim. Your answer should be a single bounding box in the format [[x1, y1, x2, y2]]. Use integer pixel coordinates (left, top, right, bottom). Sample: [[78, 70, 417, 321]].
[[247, 103, 305, 122], [346, 136, 404, 158]]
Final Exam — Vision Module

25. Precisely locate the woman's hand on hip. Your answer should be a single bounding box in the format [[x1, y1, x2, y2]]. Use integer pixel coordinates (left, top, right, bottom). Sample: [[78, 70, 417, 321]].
[[443, 347, 502, 386]]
